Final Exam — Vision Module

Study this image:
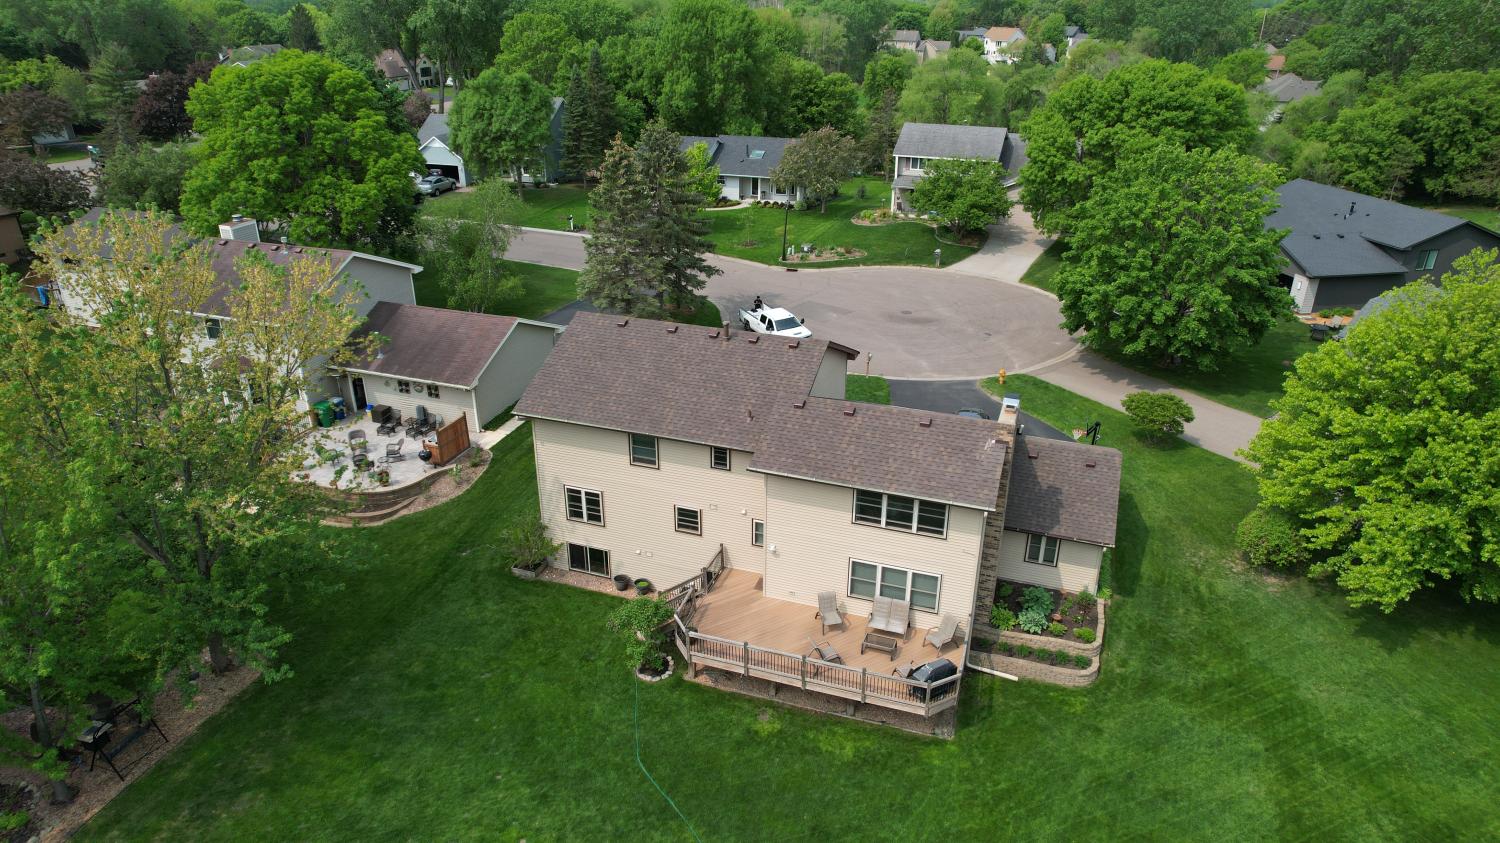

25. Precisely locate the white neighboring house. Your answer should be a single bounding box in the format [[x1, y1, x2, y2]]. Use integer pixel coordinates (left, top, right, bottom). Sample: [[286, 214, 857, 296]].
[[890, 123, 1024, 212], [418, 113, 468, 187], [982, 26, 1025, 64], [679, 135, 806, 204]]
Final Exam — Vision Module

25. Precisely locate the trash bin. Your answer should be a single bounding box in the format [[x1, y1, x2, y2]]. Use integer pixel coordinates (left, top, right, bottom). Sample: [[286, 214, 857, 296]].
[[330, 397, 347, 420], [312, 400, 335, 428]]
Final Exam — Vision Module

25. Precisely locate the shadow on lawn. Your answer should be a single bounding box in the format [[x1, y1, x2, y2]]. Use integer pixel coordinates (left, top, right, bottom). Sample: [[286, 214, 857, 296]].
[[1110, 492, 1148, 599], [1347, 586, 1500, 654]]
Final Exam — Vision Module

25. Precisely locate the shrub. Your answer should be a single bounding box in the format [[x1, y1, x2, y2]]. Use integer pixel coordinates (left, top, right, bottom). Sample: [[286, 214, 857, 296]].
[[607, 597, 675, 671], [997, 582, 1014, 599], [990, 606, 1018, 629], [1047, 621, 1066, 636], [1122, 391, 1196, 441], [1075, 589, 1097, 608], [1235, 506, 1309, 569], [0, 812, 27, 833], [500, 515, 561, 571], [1021, 586, 1054, 614], [1073, 654, 1091, 669], [1017, 607, 1048, 634], [793, 198, 808, 211], [1098, 586, 1113, 601], [1074, 627, 1096, 643]]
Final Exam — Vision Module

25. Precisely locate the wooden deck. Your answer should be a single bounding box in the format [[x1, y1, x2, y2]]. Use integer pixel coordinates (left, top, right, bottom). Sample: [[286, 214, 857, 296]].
[[692, 569, 961, 676]]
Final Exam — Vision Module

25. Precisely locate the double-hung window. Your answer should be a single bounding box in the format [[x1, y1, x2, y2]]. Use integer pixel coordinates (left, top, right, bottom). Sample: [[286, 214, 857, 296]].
[[565, 486, 603, 525], [567, 542, 609, 576], [1025, 533, 1060, 566], [426, 384, 441, 399], [751, 519, 765, 547], [710, 446, 730, 471], [852, 489, 948, 537], [674, 505, 701, 535], [629, 433, 658, 467], [849, 560, 941, 611]]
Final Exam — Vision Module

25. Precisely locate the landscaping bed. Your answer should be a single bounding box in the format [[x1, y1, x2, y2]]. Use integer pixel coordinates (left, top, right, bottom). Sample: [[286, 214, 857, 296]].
[[986, 580, 1103, 648], [782, 246, 867, 263]]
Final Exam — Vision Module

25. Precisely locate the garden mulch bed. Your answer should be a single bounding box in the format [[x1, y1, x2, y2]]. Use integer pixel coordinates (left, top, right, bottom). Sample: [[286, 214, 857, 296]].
[[0, 656, 260, 842], [781, 249, 867, 264], [994, 580, 1100, 640]]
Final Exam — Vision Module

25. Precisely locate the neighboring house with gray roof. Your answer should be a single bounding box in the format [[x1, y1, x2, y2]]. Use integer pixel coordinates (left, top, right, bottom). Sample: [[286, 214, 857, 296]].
[[1267, 179, 1500, 313], [218, 44, 284, 68], [679, 134, 804, 203], [890, 122, 1024, 211], [1259, 72, 1321, 105], [515, 311, 1121, 719], [917, 38, 951, 63], [882, 29, 920, 51]]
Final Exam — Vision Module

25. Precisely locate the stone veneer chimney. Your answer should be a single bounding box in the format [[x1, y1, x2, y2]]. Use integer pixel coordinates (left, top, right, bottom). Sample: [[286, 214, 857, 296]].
[[971, 394, 1021, 636]]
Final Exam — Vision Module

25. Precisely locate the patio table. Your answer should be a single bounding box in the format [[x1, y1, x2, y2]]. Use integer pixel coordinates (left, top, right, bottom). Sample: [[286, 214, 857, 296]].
[[861, 631, 900, 660]]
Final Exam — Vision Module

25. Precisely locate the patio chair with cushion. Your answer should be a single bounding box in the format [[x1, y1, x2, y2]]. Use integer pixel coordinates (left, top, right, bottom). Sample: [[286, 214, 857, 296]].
[[924, 614, 963, 653], [815, 591, 844, 634], [868, 596, 910, 639], [347, 429, 369, 454]]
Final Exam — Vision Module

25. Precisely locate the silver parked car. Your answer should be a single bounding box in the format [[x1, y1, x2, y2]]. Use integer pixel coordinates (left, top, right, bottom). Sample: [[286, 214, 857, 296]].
[[415, 174, 457, 197]]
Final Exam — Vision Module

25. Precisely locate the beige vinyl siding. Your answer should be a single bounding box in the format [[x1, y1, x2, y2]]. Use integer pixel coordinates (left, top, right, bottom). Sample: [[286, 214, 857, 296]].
[[472, 323, 557, 426], [761, 473, 986, 630], [810, 347, 849, 399], [340, 257, 416, 316], [532, 419, 767, 586], [995, 529, 1103, 593], [360, 377, 478, 434]]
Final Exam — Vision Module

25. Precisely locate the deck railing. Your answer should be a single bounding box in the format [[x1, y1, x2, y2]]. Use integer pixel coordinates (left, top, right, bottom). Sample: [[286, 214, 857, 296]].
[[661, 544, 727, 629], [683, 630, 965, 718]]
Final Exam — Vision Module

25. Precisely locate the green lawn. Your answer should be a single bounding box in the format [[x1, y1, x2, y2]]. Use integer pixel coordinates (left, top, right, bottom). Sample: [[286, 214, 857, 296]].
[[417, 183, 594, 231], [1019, 239, 1066, 294], [845, 373, 891, 404], [1102, 314, 1318, 417], [413, 259, 581, 321], [78, 383, 1500, 841], [1431, 204, 1500, 231], [705, 176, 978, 267]]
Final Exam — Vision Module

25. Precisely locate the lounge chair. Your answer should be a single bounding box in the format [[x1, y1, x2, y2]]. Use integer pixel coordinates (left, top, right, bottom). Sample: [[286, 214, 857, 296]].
[[925, 615, 962, 653], [807, 641, 841, 664], [868, 596, 910, 639], [347, 429, 369, 454], [815, 591, 844, 634]]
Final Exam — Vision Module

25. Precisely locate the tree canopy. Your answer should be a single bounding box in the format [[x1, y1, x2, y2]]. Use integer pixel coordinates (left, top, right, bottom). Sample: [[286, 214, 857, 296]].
[[898, 48, 1005, 127], [1245, 249, 1500, 611], [909, 157, 1013, 235], [449, 66, 554, 188], [769, 126, 858, 212], [1054, 142, 1288, 370], [180, 49, 423, 248]]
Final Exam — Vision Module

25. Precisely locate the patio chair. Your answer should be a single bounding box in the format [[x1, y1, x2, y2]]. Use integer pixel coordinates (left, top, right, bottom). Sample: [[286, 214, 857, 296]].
[[380, 439, 405, 463], [347, 429, 369, 454], [377, 412, 402, 436], [815, 591, 844, 634], [806, 641, 841, 664], [924, 615, 962, 653], [869, 596, 910, 639]]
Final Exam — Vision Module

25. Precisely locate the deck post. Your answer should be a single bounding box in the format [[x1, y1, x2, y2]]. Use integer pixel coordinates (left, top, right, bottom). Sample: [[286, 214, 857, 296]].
[[860, 667, 867, 703], [742, 641, 750, 675], [800, 655, 808, 689]]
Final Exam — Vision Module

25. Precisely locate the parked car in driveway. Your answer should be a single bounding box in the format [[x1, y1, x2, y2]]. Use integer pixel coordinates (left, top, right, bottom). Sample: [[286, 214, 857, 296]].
[[738, 302, 812, 338], [415, 174, 457, 197]]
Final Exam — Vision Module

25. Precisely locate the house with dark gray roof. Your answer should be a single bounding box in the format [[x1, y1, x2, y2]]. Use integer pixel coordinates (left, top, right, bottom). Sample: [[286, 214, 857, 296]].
[[218, 44, 284, 68], [1267, 179, 1500, 313], [882, 29, 921, 51], [890, 122, 1024, 212], [1258, 72, 1321, 105], [679, 134, 804, 203], [515, 311, 1121, 720]]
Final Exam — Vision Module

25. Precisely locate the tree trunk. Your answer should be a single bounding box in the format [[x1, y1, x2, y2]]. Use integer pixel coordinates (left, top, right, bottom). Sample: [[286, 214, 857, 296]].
[[513, 165, 525, 193], [29, 680, 75, 804], [436, 60, 445, 114], [207, 632, 233, 674]]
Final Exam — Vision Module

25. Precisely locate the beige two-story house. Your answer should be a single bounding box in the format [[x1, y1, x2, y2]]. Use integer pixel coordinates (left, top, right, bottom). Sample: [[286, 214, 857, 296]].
[[515, 312, 1121, 720]]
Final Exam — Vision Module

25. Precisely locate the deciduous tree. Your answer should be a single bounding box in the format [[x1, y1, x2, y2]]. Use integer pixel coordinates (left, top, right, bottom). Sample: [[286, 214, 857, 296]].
[[1121, 391, 1195, 440], [1324, 99, 1421, 199], [1054, 143, 1287, 370], [1245, 249, 1500, 611], [898, 49, 1004, 127], [683, 141, 721, 204], [637, 0, 771, 135], [0, 151, 89, 215], [770, 126, 857, 213], [767, 56, 859, 136], [908, 157, 1012, 234], [861, 49, 916, 102], [450, 67, 553, 190], [419, 180, 524, 313], [130, 61, 214, 141], [0, 87, 71, 155], [181, 50, 424, 248], [98, 141, 195, 213]]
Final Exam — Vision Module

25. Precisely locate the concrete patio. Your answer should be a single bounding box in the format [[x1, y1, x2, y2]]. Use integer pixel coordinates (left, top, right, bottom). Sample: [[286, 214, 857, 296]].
[[295, 417, 443, 490]]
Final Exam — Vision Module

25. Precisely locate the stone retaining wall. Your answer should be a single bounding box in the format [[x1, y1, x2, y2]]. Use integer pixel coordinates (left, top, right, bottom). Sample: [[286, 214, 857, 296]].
[[969, 649, 1100, 687]]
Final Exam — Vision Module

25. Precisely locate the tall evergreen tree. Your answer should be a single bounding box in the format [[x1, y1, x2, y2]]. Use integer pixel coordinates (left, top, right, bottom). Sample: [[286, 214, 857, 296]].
[[561, 68, 589, 179], [287, 4, 322, 52], [561, 46, 617, 181], [632, 122, 720, 309], [578, 135, 651, 313]]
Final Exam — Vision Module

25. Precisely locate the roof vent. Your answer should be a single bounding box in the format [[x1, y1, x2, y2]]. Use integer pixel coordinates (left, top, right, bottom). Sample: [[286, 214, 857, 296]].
[[919, 417, 932, 427], [1027, 448, 1039, 459], [1312, 234, 1320, 239], [1085, 460, 1096, 468], [747, 335, 759, 344], [666, 325, 678, 333], [1336, 233, 1344, 238], [217, 240, 228, 246], [793, 399, 806, 409], [843, 405, 856, 416], [616, 318, 630, 327], [787, 340, 800, 349]]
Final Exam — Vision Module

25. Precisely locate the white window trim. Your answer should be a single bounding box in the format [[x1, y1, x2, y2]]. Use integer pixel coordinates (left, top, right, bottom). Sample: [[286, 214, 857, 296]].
[[852, 489, 948, 538], [629, 433, 658, 467], [848, 558, 942, 612], [1025, 533, 1061, 567], [751, 519, 764, 547], [564, 485, 603, 525], [710, 446, 730, 471], [674, 504, 702, 535]]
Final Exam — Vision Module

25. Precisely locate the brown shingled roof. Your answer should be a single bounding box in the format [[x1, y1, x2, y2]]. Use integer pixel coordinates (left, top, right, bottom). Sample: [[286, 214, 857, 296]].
[[749, 397, 1009, 510], [347, 302, 522, 387], [515, 312, 856, 451], [1003, 435, 1121, 547]]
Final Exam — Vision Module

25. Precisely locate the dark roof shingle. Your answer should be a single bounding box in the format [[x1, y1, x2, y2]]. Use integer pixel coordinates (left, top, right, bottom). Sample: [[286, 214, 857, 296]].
[[1268, 179, 1470, 278], [894, 123, 1008, 161], [348, 303, 520, 387], [680, 134, 795, 178], [1003, 435, 1121, 547]]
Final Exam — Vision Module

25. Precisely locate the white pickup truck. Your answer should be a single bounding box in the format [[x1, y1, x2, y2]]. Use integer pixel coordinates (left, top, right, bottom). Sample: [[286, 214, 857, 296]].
[[738, 304, 812, 338]]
